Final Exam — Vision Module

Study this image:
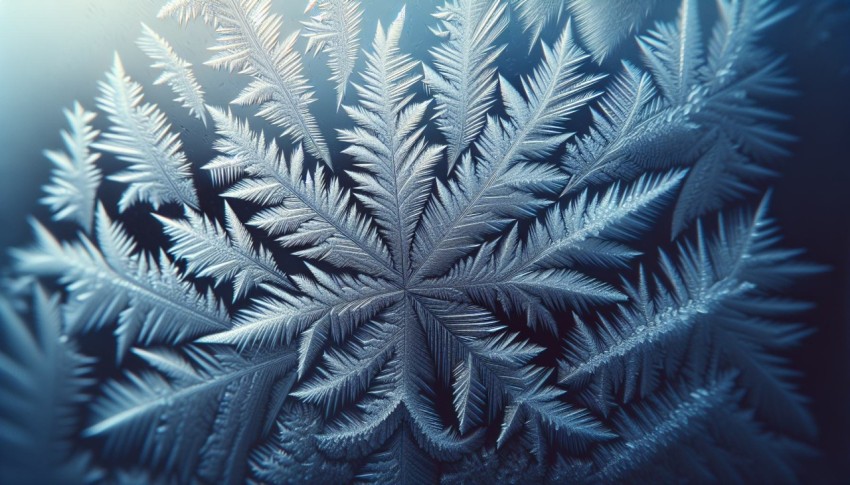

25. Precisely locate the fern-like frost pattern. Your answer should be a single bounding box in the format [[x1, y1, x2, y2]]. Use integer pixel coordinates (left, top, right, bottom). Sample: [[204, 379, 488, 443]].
[[1, 0, 818, 483]]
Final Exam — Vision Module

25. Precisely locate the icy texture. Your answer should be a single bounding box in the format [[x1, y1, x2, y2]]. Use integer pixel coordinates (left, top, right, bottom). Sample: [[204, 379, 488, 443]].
[[2, 0, 815, 483]]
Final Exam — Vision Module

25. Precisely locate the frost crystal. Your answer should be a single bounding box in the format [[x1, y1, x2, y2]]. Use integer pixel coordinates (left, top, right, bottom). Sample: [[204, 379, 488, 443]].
[[2, 0, 816, 483]]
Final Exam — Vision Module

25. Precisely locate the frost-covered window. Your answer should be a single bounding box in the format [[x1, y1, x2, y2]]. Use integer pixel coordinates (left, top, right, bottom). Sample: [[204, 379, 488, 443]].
[[0, 0, 835, 483]]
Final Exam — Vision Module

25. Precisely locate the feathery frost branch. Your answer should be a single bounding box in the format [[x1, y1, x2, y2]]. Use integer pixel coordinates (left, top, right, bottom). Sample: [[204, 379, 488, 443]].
[[424, 0, 508, 170], [302, 0, 363, 109], [94, 54, 199, 211], [413, 20, 604, 279], [138, 23, 208, 125], [41, 102, 102, 233], [569, 0, 660, 62], [159, 0, 332, 166]]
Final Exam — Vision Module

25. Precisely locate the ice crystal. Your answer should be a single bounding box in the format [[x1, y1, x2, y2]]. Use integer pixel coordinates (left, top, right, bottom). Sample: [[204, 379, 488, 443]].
[[2, 0, 816, 483]]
